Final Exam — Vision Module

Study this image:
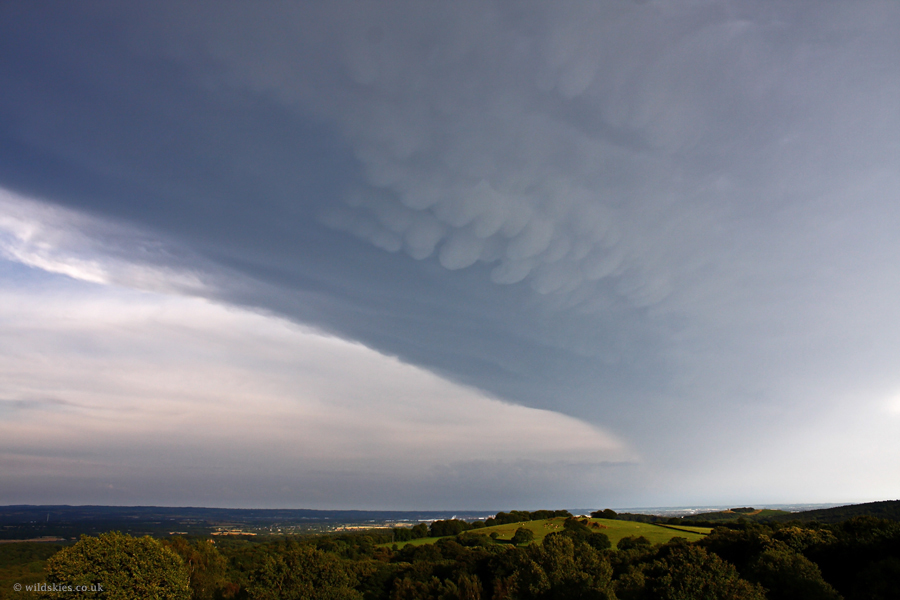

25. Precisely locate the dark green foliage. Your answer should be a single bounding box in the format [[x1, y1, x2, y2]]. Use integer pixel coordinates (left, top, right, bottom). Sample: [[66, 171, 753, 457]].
[[511, 528, 535, 546], [617, 536, 652, 551], [245, 542, 360, 600], [771, 526, 837, 553], [16, 509, 900, 600], [163, 537, 231, 600], [696, 512, 794, 526], [389, 574, 481, 600], [491, 512, 533, 526], [850, 556, 900, 600], [396, 542, 443, 564], [457, 532, 494, 548], [42, 531, 190, 599], [0, 543, 63, 600], [805, 516, 900, 599], [429, 520, 472, 538], [590, 509, 618, 519], [610, 513, 668, 524], [616, 544, 766, 600], [391, 528, 415, 543], [746, 547, 840, 600], [0, 543, 62, 566], [680, 500, 900, 526], [485, 510, 572, 527], [585, 532, 611, 551], [770, 500, 900, 525], [701, 525, 842, 600], [349, 560, 403, 600], [527, 511, 573, 522], [511, 534, 615, 599], [563, 518, 591, 534]]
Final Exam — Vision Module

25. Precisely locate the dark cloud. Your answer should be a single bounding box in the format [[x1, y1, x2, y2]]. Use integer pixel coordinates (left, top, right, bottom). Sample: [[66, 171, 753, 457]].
[[2, 1, 900, 506], [0, 1, 672, 419]]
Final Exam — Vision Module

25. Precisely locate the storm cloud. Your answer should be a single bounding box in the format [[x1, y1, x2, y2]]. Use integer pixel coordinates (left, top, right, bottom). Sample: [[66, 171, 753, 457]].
[[1, 1, 899, 508]]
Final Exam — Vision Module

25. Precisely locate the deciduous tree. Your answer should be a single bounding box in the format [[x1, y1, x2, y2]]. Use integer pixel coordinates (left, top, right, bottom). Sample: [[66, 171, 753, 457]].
[[42, 531, 190, 600]]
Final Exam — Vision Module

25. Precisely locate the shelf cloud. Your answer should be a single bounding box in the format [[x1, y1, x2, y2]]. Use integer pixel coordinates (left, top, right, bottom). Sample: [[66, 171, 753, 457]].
[[1, 1, 900, 508]]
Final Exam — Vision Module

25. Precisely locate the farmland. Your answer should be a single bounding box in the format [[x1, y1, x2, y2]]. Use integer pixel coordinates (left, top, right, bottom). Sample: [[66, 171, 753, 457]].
[[388, 516, 711, 549]]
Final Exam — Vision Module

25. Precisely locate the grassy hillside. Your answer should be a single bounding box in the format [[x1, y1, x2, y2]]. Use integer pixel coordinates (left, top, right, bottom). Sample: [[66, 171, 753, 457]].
[[387, 517, 710, 549]]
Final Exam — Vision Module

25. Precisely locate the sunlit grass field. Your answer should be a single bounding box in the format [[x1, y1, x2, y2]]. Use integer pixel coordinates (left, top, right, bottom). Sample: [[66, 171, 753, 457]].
[[387, 517, 711, 549]]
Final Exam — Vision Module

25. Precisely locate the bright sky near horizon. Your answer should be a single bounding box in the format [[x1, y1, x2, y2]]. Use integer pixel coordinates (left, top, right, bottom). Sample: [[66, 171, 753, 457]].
[[1, 1, 899, 510]]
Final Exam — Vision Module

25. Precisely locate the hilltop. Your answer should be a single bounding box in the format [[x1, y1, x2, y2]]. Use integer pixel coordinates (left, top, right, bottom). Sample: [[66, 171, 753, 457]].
[[637, 500, 900, 525]]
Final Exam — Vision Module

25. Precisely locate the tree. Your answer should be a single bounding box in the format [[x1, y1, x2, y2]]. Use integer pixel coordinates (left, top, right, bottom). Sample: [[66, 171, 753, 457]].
[[163, 538, 231, 600], [511, 534, 615, 599], [585, 532, 611, 551], [617, 536, 652, 551], [616, 545, 765, 600], [42, 531, 190, 600], [745, 547, 841, 600], [429, 519, 472, 537], [245, 543, 360, 600], [512, 528, 536, 545]]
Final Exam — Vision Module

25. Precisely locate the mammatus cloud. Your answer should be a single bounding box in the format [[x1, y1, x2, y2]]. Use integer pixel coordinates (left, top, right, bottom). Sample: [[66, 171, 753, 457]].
[[1, 2, 900, 507], [145, 1, 900, 316]]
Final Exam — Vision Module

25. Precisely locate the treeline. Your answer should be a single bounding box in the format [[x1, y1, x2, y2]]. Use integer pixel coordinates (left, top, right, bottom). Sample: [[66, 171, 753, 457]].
[[392, 511, 573, 542], [391, 519, 476, 541], [590, 509, 679, 525], [19, 514, 900, 599], [592, 501, 900, 528], [486, 510, 573, 526]]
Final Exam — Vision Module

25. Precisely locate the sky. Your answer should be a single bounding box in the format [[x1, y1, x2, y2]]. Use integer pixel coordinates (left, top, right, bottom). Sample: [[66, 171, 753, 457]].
[[1, 1, 899, 510]]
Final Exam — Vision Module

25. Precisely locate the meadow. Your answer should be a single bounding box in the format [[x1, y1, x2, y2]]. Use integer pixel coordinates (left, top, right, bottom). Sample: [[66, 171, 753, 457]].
[[387, 516, 711, 549]]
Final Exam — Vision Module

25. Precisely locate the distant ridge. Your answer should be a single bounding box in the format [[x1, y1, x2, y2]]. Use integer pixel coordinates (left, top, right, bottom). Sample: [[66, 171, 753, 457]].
[[0, 505, 498, 540], [677, 499, 900, 524], [0, 505, 495, 523], [604, 500, 900, 525], [769, 499, 900, 523]]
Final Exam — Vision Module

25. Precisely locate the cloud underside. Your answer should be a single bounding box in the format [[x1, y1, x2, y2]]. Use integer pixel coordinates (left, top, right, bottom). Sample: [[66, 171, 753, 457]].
[[0, 259, 633, 508], [1, 1, 900, 507]]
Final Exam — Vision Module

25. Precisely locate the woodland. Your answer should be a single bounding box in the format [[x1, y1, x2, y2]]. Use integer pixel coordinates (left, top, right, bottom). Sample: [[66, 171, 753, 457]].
[[2, 506, 899, 600]]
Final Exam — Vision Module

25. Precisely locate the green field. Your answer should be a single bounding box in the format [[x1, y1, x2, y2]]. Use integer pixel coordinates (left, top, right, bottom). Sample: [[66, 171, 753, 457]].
[[387, 517, 711, 549]]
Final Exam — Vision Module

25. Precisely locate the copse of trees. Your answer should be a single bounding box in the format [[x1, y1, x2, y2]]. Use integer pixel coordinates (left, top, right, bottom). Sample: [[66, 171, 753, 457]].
[[486, 510, 572, 527], [511, 528, 535, 546], [391, 522, 429, 542], [429, 518, 473, 538]]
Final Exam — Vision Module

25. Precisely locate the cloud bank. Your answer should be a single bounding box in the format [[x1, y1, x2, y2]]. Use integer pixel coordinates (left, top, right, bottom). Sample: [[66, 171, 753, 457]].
[[1, 1, 900, 507], [0, 233, 632, 509]]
